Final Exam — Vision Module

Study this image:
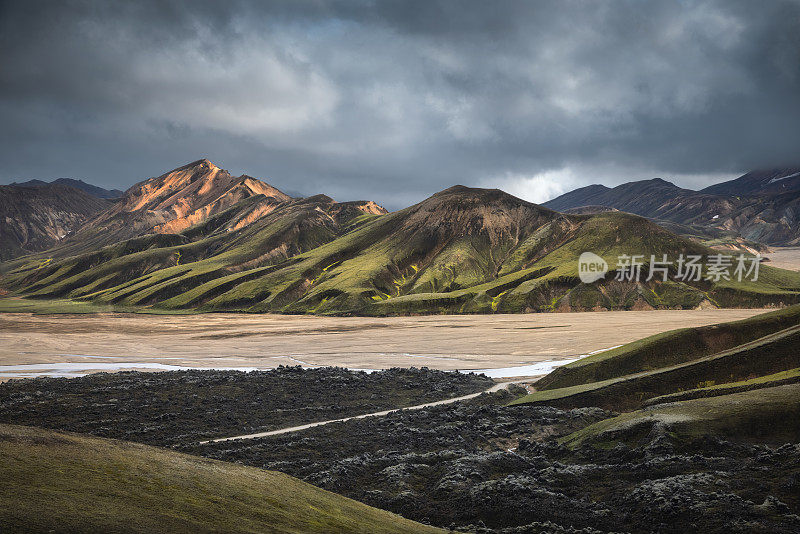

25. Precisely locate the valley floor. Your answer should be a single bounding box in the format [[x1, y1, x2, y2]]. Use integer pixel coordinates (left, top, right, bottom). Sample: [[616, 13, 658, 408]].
[[0, 308, 770, 380], [766, 246, 800, 271]]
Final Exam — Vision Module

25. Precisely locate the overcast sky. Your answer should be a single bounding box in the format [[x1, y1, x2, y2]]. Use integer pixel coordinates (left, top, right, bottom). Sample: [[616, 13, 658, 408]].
[[1, 0, 799, 209]]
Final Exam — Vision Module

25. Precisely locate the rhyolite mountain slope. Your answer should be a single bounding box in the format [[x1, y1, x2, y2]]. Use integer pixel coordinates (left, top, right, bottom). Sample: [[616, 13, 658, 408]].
[[4, 180, 800, 315], [544, 170, 800, 246], [9, 159, 386, 262], [11, 178, 124, 199], [68, 159, 294, 248], [0, 184, 112, 261]]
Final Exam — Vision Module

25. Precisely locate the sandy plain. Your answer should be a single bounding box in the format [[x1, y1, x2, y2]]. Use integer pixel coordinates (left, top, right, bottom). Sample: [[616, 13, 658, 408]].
[[0, 308, 772, 379], [765, 247, 800, 271]]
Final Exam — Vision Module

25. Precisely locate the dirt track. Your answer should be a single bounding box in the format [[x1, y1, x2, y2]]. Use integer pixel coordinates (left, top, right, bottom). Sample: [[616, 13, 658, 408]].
[[200, 380, 525, 444], [0, 309, 771, 379]]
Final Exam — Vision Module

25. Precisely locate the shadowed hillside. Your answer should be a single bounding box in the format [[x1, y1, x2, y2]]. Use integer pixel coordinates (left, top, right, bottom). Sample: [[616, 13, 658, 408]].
[[12, 178, 124, 199], [702, 167, 800, 196], [0, 184, 111, 260]]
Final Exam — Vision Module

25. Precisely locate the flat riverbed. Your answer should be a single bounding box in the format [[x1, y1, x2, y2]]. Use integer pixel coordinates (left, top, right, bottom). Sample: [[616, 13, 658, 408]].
[[766, 247, 800, 271], [0, 308, 771, 380]]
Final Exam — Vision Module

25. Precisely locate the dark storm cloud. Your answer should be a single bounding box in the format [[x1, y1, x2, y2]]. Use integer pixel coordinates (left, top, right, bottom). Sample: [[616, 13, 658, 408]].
[[1, 0, 799, 208]]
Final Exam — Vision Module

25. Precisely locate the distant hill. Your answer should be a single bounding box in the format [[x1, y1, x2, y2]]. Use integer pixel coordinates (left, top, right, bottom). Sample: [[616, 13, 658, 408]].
[[0, 423, 442, 534], [0, 184, 111, 260], [562, 205, 619, 215], [544, 172, 800, 246], [544, 178, 738, 225], [11, 178, 124, 199], [702, 168, 800, 196]]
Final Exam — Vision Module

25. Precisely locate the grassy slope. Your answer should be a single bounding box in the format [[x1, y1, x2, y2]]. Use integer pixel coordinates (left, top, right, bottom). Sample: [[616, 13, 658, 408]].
[[0, 297, 199, 314], [642, 367, 800, 405], [560, 383, 800, 448], [0, 195, 369, 307], [0, 423, 443, 534], [510, 304, 800, 447], [355, 211, 714, 315], [535, 303, 800, 390], [510, 323, 800, 410]]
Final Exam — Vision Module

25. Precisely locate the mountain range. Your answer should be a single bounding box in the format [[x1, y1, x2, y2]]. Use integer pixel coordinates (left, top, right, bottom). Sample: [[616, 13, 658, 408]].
[[1, 160, 800, 314], [544, 169, 800, 247], [11, 178, 124, 199], [2, 159, 800, 314]]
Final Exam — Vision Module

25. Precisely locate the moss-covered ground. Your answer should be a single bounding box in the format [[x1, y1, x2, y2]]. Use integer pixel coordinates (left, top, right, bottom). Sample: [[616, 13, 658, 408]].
[[0, 423, 443, 534]]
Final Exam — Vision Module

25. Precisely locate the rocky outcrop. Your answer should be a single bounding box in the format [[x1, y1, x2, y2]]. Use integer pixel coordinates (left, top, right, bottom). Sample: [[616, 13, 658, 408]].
[[86, 159, 292, 240], [190, 392, 800, 533]]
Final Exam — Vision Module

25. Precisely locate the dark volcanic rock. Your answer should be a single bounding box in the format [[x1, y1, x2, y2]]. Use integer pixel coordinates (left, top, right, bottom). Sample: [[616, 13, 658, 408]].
[[0, 367, 492, 446], [187, 393, 800, 534]]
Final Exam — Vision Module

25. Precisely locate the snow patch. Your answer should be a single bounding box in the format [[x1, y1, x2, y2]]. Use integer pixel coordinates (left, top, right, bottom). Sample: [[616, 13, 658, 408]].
[[768, 171, 800, 184]]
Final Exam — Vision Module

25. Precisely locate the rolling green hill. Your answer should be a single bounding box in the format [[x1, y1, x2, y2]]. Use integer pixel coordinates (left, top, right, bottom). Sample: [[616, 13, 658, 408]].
[[511, 322, 800, 410], [3, 182, 800, 315], [511, 304, 800, 448], [535, 304, 800, 390], [0, 423, 443, 534], [560, 383, 800, 448]]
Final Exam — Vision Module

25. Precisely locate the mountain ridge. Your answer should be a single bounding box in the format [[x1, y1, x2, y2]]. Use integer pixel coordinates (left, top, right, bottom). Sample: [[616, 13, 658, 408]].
[[701, 168, 800, 196], [4, 179, 799, 315], [50, 159, 301, 253], [3, 160, 800, 315], [544, 168, 800, 246], [10, 178, 124, 199]]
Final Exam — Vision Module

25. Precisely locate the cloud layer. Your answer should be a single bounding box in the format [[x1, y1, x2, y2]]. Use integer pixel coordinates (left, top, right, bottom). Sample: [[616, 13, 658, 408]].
[[1, 0, 798, 208]]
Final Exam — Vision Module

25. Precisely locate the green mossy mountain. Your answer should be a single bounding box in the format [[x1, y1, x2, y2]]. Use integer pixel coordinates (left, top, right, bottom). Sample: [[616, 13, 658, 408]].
[[3, 169, 800, 314], [560, 382, 800, 448], [512, 322, 800, 411]]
